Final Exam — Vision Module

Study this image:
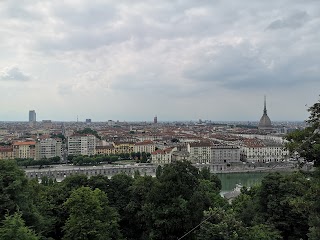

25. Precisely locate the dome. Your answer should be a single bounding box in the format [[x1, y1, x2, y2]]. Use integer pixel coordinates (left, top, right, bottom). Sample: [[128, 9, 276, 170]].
[[259, 113, 272, 128]]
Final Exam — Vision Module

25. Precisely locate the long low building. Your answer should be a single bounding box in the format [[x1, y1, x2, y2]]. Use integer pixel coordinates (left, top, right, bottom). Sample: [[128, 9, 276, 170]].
[[240, 138, 289, 163]]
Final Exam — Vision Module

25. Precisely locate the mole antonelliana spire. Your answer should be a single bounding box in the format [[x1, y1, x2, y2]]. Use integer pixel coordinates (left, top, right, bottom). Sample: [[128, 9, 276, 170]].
[[258, 95, 272, 130]]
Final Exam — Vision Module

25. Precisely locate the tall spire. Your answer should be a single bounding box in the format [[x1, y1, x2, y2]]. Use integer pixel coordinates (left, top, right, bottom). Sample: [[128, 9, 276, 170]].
[[263, 95, 267, 114]]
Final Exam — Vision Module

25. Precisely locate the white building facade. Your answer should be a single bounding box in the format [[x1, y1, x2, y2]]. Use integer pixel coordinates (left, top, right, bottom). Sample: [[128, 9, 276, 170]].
[[187, 142, 212, 164], [133, 140, 156, 153], [67, 134, 96, 156], [151, 147, 177, 165], [35, 138, 62, 160], [211, 145, 241, 164], [240, 139, 289, 163]]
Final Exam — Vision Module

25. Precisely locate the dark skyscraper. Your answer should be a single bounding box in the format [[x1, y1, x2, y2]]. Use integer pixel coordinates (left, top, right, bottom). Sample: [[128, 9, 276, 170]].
[[29, 110, 36, 122]]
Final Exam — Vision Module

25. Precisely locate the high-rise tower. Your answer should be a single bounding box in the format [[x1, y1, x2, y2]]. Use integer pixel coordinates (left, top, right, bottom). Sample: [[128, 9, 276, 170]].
[[29, 110, 36, 122], [258, 96, 272, 130]]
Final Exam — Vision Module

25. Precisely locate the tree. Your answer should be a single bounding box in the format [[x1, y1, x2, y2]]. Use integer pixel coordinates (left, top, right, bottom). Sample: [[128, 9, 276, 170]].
[[196, 208, 281, 240], [0, 212, 39, 240], [63, 187, 122, 240], [244, 224, 281, 240], [256, 172, 311, 239], [285, 97, 320, 166], [0, 160, 30, 218], [307, 168, 320, 239], [196, 208, 246, 240], [143, 161, 219, 240]]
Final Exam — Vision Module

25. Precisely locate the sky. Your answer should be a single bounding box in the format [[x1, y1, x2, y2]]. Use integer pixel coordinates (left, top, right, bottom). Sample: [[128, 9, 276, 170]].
[[0, 0, 319, 122]]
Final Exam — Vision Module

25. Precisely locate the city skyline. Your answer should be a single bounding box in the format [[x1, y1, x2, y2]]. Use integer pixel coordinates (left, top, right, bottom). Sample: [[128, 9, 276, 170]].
[[0, 1, 319, 121]]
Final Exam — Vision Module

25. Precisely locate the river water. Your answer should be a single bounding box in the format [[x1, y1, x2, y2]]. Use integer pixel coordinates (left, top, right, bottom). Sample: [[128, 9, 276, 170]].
[[217, 172, 270, 193]]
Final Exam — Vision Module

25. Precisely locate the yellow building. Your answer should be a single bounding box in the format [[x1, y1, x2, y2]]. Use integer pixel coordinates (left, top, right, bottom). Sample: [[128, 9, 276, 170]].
[[112, 142, 135, 154], [13, 141, 36, 159], [95, 146, 116, 155]]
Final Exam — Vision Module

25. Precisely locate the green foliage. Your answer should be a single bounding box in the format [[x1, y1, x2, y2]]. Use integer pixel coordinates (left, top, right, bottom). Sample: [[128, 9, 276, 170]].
[[285, 97, 320, 166], [15, 157, 60, 167], [196, 208, 246, 240], [0, 212, 39, 240], [257, 172, 311, 239], [143, 161, 224, 240], [245, 224, 282, 240], [63, 186, 122, 240], [0, 160, 29, 217], [307, 168, 320, 240], [196, 208, 281, 240]]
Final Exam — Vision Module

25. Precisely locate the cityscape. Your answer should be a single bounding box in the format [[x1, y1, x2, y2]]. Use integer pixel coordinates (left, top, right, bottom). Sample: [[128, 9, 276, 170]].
[[0, 0, 319, 239], [0, 97, 308, 171]]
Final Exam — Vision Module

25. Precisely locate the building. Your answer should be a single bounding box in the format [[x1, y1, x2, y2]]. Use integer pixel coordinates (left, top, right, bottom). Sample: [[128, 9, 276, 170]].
[[258, 96, 272, 130], [134, 140, 156, 154], [151, 147, 177, 165], [29, 110, 36, 122], [42, 120, 52, 129], [154, 115, 157, 124], [171, 150, 190, 162], [240, 138, 289, 163], [187, 142, 212, 164], [112, 142, 135, 154], [35, 138, 62, 160], [0, 146, 14, 160], [13, 141, 36, 159], [67, 134, 96, 156], [211, 145, 240, 164], [86, 119, 92, 123], [95, 146, 116, 155]]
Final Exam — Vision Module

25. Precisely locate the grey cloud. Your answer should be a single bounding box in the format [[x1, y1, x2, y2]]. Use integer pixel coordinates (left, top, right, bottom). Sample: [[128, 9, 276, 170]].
[[0, 67, 30, 81], [183, 41, 320, 90], [267, 11, 310, 30]]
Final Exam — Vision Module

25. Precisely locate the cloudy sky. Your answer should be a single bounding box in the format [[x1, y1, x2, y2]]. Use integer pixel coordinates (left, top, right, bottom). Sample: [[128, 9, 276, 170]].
[[0, 0, 319, 122]]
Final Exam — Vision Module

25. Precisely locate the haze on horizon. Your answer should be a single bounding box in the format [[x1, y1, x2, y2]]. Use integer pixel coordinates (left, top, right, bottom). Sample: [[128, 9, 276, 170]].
[[0, 0, 319, 122]]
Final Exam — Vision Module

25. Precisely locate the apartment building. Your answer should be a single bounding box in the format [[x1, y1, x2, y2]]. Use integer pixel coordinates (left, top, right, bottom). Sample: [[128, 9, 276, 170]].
[[13, 141, 36, 159], [187, 142, 212, 164], [211, 145, 240, 164], [0, 146, 14, 160], [35, 138, 62, 160], [95, 146, 116, 155], [68, 134, 96, 156], [240, 139, 289, 163], [112, 142, 135, 154], [151, 147, 177, 165], [133, 140, 156, 153]]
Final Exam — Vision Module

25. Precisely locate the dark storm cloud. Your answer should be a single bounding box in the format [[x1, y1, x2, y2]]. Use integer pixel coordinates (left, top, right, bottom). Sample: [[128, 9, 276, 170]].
[[0, 67, 30, 81]]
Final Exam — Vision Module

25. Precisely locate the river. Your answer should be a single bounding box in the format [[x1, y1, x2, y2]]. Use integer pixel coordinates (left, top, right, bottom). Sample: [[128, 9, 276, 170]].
[[217, 172, 270, 194]]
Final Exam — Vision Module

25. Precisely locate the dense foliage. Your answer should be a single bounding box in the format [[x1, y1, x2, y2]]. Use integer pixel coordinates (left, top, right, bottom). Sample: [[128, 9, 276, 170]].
[[285, 97, 320, 166], [0, 159, 319, 240]]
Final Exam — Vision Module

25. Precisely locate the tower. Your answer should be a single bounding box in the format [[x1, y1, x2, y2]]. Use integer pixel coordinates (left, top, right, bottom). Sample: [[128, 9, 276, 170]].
[[29, 110, 36, 122], [258, 96, 272, 130]]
